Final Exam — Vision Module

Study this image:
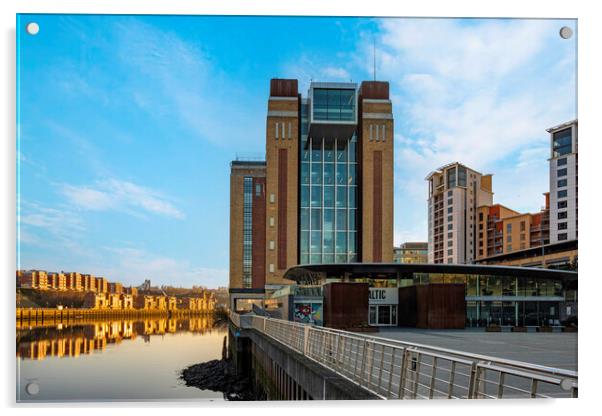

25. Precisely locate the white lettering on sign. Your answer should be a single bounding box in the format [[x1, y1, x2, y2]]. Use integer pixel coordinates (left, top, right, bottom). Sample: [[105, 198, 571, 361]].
[[368, 288, 398, 305]]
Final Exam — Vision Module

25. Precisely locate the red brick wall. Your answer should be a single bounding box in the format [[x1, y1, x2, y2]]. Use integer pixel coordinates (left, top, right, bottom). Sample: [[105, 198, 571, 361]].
[[277, 149, 288, 270]]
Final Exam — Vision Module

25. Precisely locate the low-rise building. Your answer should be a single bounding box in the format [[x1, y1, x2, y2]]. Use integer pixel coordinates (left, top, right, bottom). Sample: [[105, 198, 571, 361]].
[[121, 294, 134, 309], [394, 242, 428, 264], [167, 296, 177, 310], [18, 270, 49, 290], [108, 282, 123, 294], [155, 296, 167, 310], [124, 286, 138, 297], [82, 274, 96, 292], [107, 293, 122, 309], [134, 295, 155, 310], [95, 277, 108, 294], [83, 292, 109, 309], [65, 272, 83, 291]]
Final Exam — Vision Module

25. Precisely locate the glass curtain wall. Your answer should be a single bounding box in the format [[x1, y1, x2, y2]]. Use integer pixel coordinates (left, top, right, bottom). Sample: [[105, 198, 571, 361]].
[[242, 177, 253, 288], [299, 103, 358, 264]]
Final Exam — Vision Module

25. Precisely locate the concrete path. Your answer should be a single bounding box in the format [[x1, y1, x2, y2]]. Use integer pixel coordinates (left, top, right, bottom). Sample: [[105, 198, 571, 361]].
[[374, 328, 578, 371]]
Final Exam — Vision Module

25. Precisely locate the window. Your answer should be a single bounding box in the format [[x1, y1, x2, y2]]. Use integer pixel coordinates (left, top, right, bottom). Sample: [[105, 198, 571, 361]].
[[520, 243, 526, 250], [255, 184, 262, 196], [448, 223, 453, 230], [507, 245, 512, 252], [558, 222, 568, 230], [558, 211, 568, 219], [447, 190, 453, 197], [269, 193, 275, 203], [479, 212, 483, 221], [558, 179, 567, 188], [557, 168, 567, 177], [552, 128, 572, 157], [447, 207, 453, 213], [506, 223, 512, 233], [520, 233, 526, 241], [557, 158, 567, 166], [558, 200, 567, 209], [479, 223, 483, 230], [269, 241, 275, 250], [447, 199, 453, 206], [269, 264, 275, 273], [448, 232, 453, 238], [507, 235, 512, 243], [447, 249, 453, 255], [269, 216, 275, 227], [447, 240, 453, 247], [447, 167, 457, 188], [447, 215, 453, 222], [479, 249, 483, 256], [558, 190, 568, 198], [558, 233, 568, 241], [458, 166, 467, 187]]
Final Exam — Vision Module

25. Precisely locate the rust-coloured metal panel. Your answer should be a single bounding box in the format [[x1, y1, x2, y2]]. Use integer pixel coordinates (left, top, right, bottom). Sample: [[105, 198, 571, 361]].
[[323, 282, 369, 329], [398, 284, 465, 329], [270, 78, 298, 97], [359, 81, 390, 100], [277, 149, 288, 269], [252, 177, 266, 289]]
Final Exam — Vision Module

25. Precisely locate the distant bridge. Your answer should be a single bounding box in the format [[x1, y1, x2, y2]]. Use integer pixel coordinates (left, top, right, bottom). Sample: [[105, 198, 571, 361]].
[[230, 312, 577, 400]]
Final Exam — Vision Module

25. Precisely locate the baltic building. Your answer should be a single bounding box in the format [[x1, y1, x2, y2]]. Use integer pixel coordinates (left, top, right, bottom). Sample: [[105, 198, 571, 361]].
[[229, 78, 394, 311]]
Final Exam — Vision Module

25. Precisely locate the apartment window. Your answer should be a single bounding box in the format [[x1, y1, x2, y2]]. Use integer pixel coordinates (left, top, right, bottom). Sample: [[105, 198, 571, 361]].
[[520, 243, 526, 250], [520, 233, 526, 241], [269, 241, 275, 250], [558, 190, 568, 198], [269, 193, 275, 203], [448, 190, 453, 197], [447, 199, 453, 206], [447, 249, 453, 255], [507, 235, 512, 243], [448, 240, 453, 247], [553, 128, 572, 157], [269, 216, 275, 227], [448, 224, 453, 230], [557, 168, 567, 177], [557, 179, 567, 188], [479, 223, 483, 230], [447, 215, 453, 222], [479, 232, 483, 238], [558, 222, 568, 230], [479, 241, 483, 247], [507, 245, 512, 252], [557, 158, 567, 166], [448, 232, 453, 238], [447, 167, 457, 188], [506, 223, 512, 233], [558, 211, 568, 219], [269, 263, 275, 273], [255, 184, 262, 196], [479, 249, 483, 256], [558, 200, 567, 209], [447, 207, 452, 213], [479, 212, 483, 221], [520, 221, 526, 232], [558, 233, 568, 241], [447, 258, 453, 264]]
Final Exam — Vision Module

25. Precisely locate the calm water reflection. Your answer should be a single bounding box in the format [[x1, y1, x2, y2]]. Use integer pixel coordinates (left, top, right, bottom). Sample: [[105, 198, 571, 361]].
[[16, 316, 227, 402]]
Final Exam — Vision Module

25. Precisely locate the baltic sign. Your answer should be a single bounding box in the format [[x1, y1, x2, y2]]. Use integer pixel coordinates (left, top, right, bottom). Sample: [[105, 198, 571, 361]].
[[368, 288, 399, 305]]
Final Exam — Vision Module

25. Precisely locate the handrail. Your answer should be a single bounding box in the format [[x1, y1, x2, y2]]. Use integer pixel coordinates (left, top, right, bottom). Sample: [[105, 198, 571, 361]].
[[229, 312, 577, 399]]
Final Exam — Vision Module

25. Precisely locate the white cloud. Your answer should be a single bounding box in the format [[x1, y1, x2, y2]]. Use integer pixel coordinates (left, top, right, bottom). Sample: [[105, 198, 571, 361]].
[[100, 246, 228, 288], [58, 178, 185, 219]]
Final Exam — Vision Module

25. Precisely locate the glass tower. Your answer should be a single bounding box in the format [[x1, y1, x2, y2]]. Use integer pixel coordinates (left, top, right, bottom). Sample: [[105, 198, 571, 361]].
[[299, 86, 359, 265]]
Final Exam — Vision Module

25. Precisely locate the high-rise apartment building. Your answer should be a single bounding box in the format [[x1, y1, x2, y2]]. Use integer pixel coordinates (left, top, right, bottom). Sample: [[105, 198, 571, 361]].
[[548, 120, 578, 243], [229, 78, 394, 310], [426, 163, 493, 264]]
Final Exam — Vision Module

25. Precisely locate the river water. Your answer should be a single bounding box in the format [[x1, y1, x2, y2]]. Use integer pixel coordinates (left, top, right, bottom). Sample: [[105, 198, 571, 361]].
[[16, 316, 228, 402]]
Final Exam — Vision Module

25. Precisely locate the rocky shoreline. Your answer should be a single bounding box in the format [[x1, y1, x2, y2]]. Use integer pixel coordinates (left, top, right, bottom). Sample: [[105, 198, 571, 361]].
[[180, 359, 259, 401]]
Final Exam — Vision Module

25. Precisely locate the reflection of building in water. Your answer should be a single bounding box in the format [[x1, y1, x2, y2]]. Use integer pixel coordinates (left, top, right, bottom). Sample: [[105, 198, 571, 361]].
[[16, 316, 217, 361]]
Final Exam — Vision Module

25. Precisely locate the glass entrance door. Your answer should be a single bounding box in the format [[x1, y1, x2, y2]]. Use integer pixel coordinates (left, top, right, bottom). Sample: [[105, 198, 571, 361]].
[[369, 305, 398, 326]]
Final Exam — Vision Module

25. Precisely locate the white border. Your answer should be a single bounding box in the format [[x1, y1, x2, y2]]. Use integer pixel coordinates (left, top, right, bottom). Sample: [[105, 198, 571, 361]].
[[2, 1, 600, 416]]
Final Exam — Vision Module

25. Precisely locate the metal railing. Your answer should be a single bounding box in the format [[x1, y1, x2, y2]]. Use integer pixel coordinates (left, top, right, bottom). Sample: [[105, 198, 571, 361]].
[[230, 312, 577, 400]]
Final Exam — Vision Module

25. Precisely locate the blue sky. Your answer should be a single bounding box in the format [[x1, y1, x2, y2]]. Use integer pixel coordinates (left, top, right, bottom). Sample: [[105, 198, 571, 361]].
[[16, 15, 576, 288]]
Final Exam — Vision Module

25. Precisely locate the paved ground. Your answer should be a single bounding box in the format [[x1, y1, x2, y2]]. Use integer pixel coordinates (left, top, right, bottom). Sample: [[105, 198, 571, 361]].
[[374, 328, 578, 371]]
